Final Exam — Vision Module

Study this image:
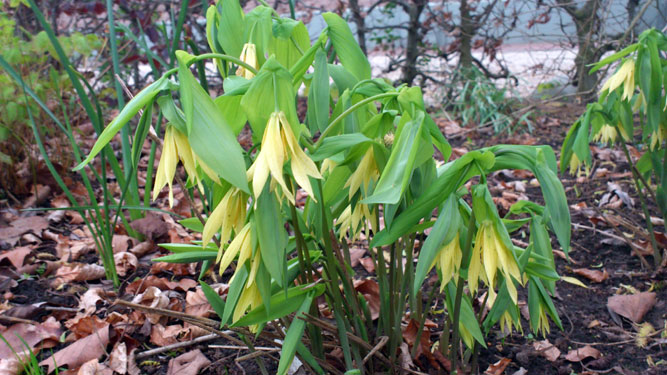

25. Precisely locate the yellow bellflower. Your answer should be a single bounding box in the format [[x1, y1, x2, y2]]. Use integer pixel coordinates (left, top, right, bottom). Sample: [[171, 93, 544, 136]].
[[336, 203, 377, 241], [593, 124, 618, 144], [469, 221, 521, 304], [202, 187, 248, 249], [237, 43, 258, 80], [153, 126, 213, 207], [345, 147, 380, 199], [429, 234, 462, 291], [600, 59, 635, 101], [247, 112, 322, 203]]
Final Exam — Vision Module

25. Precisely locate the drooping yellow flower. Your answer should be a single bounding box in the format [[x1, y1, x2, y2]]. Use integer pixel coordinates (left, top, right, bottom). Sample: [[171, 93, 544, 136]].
[[593, 124, 618, 144], [218, 222, 252, 272], [429, 234, 462, 291], [247, 112, 322, 203], [568, 153, 583, 175], [153, 126, 214, 207], [234, 283, 262, 330], [600, 59, 635, 101], [344, 147, 380, 199], [336, 203, 377, 241], [237, 43, 258, 80], [533, 307, 551, 337], [650, 127, 665, 150], [202, 187, 248, 249], [469, 221, 521, 304]]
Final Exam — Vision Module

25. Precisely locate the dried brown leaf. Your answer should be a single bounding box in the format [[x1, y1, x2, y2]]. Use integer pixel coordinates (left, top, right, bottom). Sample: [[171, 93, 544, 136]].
[[108, 342, 128, 374], [565, 345, 601, 362], [0, 247, 32, 268], [353, 279, 380, 320], [532, 340, 561, 362], [132, 286, 169, 324], [573, 268, 609, 283], [150, 324, 182, 347], [0, 216, 49, 247], [484, 358, 511, 375], [52, 263, 106, 287], [125, 276, 197, 294], [359, 257, 375, 273], [607, 292, 657, 323], [0, 317, 62, 360], [114, 252, 138, 277], [76, 359, 113, 375], [130, 215, 169, 241], [40, 324, 110, 373], [166, 349, 211, 375]]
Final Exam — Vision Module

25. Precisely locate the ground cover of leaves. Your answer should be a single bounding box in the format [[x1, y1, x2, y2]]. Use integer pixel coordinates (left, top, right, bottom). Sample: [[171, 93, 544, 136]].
[[0, 100, 665, 375]]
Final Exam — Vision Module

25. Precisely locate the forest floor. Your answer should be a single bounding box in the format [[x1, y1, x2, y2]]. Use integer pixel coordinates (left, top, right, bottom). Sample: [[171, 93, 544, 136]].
[[0, 98, 665, 375]]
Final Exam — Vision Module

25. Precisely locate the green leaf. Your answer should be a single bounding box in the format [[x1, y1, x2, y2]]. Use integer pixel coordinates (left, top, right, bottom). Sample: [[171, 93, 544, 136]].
[[131, 98, 154, 168], [270, 20, 310, 70], [311, 133, 374, 161], [214, 95, 247, 136], [178, 217, 204, 233], [255, 187, 288, 287], [152, 251, 218, 263], [157, 95, 187, 134], [322, 12, 371, 82], [215, 0, 245, 58], [73, 76, 171, 171], [175, 51, 249, 193], [232, 285, 324, 327], [158, 242, 217, 252], [363, 110, 427, 204], [240, 58, 298, 141], [307, 49, 330, 133], [445, 282, 486, 348], [222, 263, 249, 324], [244, 6, 273, 64], [200, 281, 226, 325], [277, 292, 314, 375]]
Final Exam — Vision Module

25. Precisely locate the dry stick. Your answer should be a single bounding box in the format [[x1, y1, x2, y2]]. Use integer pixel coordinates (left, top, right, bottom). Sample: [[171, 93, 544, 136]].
[[136, 333, 219, 359], [0, 315, 38, 325], [363, 336, 389, 365]]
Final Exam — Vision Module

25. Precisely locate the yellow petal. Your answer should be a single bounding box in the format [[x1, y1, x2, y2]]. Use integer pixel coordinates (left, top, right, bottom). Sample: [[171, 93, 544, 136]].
[[218, 223, 251, 275], [264, 114, 290, 198], [202, 194, 228, 248], [233, 283, 261, 323], [481, 224, 498, 288], [237, 43, 258, 80]]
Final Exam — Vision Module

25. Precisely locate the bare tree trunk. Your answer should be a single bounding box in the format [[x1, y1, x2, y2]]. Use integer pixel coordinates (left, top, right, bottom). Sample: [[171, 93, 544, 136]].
[[400, 0, 426, 84], [458, 0, 474, 72], [349, 0, 367, 55]]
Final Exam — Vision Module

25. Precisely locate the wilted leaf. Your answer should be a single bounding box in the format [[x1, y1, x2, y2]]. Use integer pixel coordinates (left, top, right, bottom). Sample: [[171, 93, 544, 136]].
[[150, 324, 182, 347], [130, 215, 169, 241], [114, 252, 138, 277], [565, 345, 601, 362], [573, 268, 609, 283], [402, 319, 438, 369], [359, 257, 375, 273], [484, 358, 511, 375], [532, 340, 561, 362], [166, 349, 211, 375], [0, 216, 49, 247], [349, 247, 366, 267], [79, 288, 113, 315], [125, 276, 197, 294], [0, 247, 32, 269], [65, 315, 108, 339], [132, 286, 169, 324], [76, 359, 113, 375], [129, 241, 155, 257], [112, 235, 137, 254], [41, 324, 110, 373], [52, 263, 106, 287], [150, 262, 196, 276], [185, 285, 227, 318], [607, 292, 656, 323], [0, 317, 62, 361]]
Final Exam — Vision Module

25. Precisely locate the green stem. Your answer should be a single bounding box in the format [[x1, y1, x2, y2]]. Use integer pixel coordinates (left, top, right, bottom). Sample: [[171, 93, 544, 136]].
[[314, 92, 399, 148], [450, 209, 477, 374]]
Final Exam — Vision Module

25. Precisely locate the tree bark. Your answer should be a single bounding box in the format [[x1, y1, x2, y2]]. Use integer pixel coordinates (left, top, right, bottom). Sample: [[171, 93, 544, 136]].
[[458, 0, 474, 72], [349, 0, 367, 55], [400, 0, 426, 84]]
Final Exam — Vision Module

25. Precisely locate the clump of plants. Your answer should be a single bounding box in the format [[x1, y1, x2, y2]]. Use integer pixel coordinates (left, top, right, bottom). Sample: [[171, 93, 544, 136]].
[[76, 1, 570, 373], [562, 28, 666, 268], [0, 9, 101, 192], [445, 66, 532, 135]]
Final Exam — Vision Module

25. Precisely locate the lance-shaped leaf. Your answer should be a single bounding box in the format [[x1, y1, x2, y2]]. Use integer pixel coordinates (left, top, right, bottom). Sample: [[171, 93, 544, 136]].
[[363, 110, 427, 205], [277, 292, 314, 375], [322, 12, 371, 82], [215, 0, 245, 58], [175, 51, 249, 193], [232, 285, 325, 327], [307, 49, 330, 133], [255, 188, 288, 287], [73, 76, 172, 170]]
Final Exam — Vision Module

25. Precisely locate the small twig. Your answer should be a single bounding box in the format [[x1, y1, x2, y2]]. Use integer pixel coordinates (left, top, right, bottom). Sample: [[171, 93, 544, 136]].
[[0, 315, 38, 325], [136, 333, 219, 359], [363, 336, 389, 365], [209, 345, 279, 351], [44, 306, 79, 312]]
